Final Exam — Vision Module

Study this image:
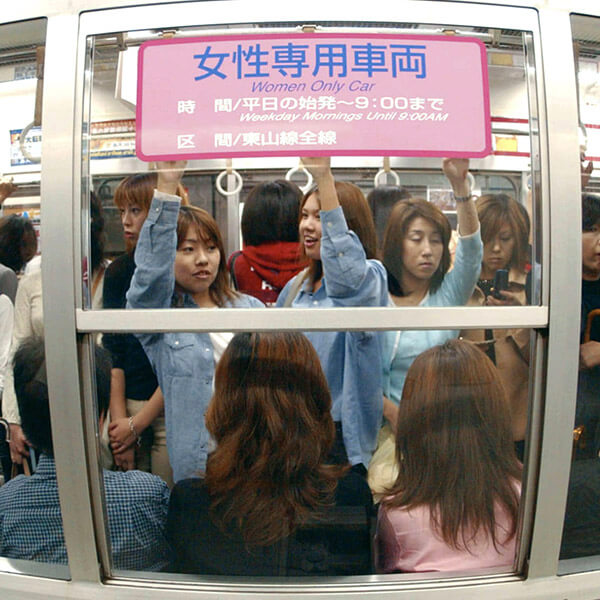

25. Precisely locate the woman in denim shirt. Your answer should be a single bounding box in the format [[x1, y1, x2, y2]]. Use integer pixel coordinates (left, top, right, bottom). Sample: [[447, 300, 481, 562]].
[[277, 157, 388, 474], [127, 162, 263, 483]]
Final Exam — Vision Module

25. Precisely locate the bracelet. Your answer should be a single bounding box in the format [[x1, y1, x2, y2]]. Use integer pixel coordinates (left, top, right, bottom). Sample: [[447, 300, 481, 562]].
[[453, 194, 473, 203], [128, 416, 141, 447]]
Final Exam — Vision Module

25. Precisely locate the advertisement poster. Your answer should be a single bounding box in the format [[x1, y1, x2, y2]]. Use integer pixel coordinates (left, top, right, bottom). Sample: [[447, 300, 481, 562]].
[[10, 127, 42, 166], [137, 33, 491, 160]]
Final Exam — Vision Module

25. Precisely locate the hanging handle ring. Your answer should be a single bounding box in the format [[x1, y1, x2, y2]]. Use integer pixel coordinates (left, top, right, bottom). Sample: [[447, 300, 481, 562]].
[[215, 169, 243, 196], [374, 168, 400, 188], [285, 165, 314, 194], [19, 122, 42, 164]]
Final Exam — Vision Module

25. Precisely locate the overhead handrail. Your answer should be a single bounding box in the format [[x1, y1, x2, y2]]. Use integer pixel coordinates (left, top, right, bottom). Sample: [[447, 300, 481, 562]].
[[374, 157, 401, 188], [215, 159, 243, 196], [285, 162, 314, 194]]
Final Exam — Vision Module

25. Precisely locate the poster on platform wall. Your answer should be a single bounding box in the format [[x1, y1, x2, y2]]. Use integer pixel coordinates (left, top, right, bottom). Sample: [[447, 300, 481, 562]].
[[136, 33, 492, 161]]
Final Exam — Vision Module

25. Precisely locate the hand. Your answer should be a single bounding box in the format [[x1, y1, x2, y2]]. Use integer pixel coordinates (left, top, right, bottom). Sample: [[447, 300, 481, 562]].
[[8, 424, 31, 464], [156, 160, 187, 195], [485, 289, 523, 306], [113, 445, 136, 471], [108, 417, 137, 453], [580, 341, 600, 370], [0, 178, 17, 205], [442, 158, 470, 196], [300, 156, 332, 182]]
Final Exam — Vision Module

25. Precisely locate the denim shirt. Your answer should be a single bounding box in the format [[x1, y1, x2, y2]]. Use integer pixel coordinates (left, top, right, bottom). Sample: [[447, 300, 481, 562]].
[[127, 193, 263, 483], [382, 229, 483, 405], [277, 206, 388, 468]]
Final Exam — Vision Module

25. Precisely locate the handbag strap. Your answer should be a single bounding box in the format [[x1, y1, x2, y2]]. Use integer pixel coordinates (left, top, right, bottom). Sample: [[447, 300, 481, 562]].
[[0, 417, 10, 442], [282, 268, 310, 308]]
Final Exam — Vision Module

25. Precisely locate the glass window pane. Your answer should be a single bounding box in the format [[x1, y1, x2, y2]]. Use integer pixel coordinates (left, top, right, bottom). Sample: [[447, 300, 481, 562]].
[[0, 17, 69, 579], [94, 327, 537, 577], [559, 12, 600, 575], [82, 16, 541, 581]]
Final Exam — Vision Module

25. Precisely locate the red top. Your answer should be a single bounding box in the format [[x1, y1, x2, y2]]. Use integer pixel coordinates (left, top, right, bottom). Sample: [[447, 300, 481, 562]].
[[227, 241, 306, 306]]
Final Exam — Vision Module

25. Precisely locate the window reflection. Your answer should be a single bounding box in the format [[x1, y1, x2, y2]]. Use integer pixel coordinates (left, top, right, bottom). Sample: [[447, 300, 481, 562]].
[[0, 16, 69, 579], [559, 14, 600, 570], [83, 21, 540, 580]]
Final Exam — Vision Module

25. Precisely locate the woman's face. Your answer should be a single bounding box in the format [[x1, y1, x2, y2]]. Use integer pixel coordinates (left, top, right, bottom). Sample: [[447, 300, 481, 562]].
[[119, 202, 148, 248], [299, 193, 322, 261], [400, 217, 444, 284], [174, 225, 221, 304], [482, 221, 515, 277]]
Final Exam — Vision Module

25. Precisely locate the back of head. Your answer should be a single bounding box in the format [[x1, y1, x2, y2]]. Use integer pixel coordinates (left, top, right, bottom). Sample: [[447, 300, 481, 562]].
[[14, 337, 112, 458], [0, 214, 37, 273], [477, 194, 530, 272], [388, 339, 521, 550], [382, 198, 451, 295], [241, 180, 302, 246], [205, 331, 339, 545], [582, 193, 600, 231]]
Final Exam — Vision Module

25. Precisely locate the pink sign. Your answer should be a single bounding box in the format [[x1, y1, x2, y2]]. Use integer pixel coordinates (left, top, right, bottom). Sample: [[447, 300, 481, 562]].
[[136, 33, 491, 160]]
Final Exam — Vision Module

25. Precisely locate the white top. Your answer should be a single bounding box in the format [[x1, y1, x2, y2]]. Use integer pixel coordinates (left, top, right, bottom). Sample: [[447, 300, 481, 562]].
[[2, 269, 43, 424], [0, 294, 14, 395]]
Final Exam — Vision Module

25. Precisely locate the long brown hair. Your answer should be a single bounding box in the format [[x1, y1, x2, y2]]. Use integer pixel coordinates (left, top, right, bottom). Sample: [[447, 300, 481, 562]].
[[301, 181, 377, 284], [384, 339, 522, 551], [477, 194, 530, 273], [175, 206, 237, 307], [382, 198, 451, 296], [205, 332, 342, 546]]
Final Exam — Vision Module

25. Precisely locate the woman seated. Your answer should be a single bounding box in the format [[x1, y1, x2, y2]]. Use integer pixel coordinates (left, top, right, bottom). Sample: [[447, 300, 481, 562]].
[[376, 339, 521, 573], [166, 331, 373, 576]]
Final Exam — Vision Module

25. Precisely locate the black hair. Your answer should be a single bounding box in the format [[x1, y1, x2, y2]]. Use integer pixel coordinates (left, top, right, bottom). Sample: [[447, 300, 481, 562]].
[[241, 180, 302, 246], [14, 336, 112, 457], [582, 193, 600, 231], [0, 214, 36, 273]]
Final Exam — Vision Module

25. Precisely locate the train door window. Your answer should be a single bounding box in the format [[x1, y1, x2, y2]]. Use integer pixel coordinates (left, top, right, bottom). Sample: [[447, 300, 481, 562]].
[[74, 2, 547, 587], [0, 17, 70, 580], [558, 12, 600, 575]]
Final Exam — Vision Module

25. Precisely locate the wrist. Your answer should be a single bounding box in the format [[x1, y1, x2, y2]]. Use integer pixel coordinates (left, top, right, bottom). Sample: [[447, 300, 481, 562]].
[[128, 416, 142, 447], [452, 182, 470, 197], [156, 182, 179, 196]]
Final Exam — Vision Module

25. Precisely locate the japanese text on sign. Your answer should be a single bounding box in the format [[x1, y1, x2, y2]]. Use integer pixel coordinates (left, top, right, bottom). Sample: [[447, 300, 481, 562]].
[[136, 33, 491, 160]]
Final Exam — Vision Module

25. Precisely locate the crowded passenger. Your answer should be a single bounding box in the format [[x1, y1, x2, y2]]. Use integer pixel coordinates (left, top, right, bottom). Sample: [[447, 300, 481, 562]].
[[126, 161, 263, 484], [559, 192, 600, 560], [228, 179, 306, 305], [0, 336, 171, 570], [276, 156, 388, 475], [376, 339, 522, 573], [461, 193, 532, 455], [2, 194, 107, 477], [166, 331, 373, 575], [0, 214, 37, 277], [368, 158, 482, 498], [103, 173, 187, 486]]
